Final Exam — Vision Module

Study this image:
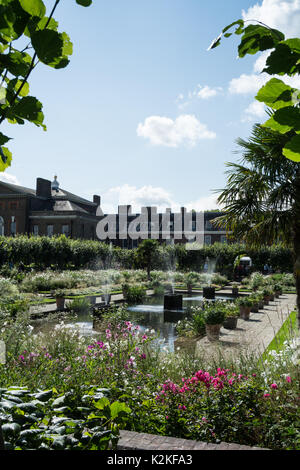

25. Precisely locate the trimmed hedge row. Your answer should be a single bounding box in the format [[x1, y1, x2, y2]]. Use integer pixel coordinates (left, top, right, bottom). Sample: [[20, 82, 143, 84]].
[[0, 236, 294, 275]]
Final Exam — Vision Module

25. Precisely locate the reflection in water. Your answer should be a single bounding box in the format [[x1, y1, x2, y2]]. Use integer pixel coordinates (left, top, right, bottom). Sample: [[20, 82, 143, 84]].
[[31, 294, 234, 352]]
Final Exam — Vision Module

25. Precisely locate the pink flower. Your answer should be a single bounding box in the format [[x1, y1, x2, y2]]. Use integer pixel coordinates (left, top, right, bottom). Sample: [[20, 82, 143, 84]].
[[270, 383, 278, 390], [264, 393, 271, 398], [286, 376, 292, 383]]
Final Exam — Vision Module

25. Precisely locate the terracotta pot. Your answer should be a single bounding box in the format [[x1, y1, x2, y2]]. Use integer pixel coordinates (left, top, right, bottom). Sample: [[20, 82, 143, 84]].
[[251, 303, 259, 313], [56, 297, 65, 311], [205, 323, 222, 342], [269, 294, 275, 301], [223, 316, 238, 330], [239, 305, 251, 320], [258, 300, 264, 309], [263, 295, 270, 305]]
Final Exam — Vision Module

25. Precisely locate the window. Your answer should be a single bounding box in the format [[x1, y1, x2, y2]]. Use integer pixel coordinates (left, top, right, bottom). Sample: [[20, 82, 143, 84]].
[[47, 225, 54, 237], [205, 220, 213, 230], [220, 235, 227, 244], [10, 202, 18, 210], [204, 235, 211, 245], [62, 224, 69, 236], [0, 217, 4, 236], [33, 225, 39, 236]]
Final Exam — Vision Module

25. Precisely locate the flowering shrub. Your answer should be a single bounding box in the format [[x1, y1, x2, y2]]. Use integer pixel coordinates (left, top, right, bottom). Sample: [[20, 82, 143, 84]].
[[0, 306, 299, 450], [151, 367, 300, 448]]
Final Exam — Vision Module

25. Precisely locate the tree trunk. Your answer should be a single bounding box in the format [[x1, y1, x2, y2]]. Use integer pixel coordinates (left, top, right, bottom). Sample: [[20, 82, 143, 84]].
[[293, 171, 300, 331]]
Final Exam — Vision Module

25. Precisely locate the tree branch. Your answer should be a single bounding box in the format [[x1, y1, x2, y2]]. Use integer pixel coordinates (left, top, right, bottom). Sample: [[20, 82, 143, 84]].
[[0, 0, 61, 126]]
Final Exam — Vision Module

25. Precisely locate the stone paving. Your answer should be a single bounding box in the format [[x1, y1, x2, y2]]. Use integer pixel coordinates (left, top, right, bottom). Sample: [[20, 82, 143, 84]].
[[195, 293, 297, 361], [117, 430, 268, 450]]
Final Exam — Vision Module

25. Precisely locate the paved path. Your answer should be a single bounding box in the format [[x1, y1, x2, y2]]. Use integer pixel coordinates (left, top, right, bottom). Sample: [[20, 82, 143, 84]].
[[195, 294, 297, 361]]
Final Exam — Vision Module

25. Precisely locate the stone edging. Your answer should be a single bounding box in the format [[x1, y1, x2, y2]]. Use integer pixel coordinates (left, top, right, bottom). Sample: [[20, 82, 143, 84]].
[[117, 431, 268, 451]]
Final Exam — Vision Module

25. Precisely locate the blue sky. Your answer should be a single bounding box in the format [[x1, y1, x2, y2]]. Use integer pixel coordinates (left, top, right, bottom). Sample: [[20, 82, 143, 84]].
[[2, 0, 300, 213]]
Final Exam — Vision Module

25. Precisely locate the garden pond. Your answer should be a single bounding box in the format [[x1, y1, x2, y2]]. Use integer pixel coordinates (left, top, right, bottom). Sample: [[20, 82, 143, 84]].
[[31, 293, 235, 351]]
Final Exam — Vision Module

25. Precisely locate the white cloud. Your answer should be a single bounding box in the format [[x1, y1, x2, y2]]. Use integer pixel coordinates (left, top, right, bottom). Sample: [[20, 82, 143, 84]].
[[101, 184, 222, 214], [242, 101, 266, 121], [229, 73, 268, 95], [242, 0, 300, 38], [176, 84, 222, 109], [0, 172, 19, 185], [253, 51, 270, 73], [197, 85, 222, 100], [102, 184, 174, 213], [137, 114, 216, 148]]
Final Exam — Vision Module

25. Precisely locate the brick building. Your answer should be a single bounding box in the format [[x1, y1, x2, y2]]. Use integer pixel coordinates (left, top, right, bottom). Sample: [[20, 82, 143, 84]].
[[97, 205, 231, 248], [0, 176, 101, 239]]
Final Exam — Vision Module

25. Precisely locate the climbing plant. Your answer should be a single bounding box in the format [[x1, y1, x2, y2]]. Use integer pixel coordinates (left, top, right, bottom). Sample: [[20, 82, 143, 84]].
[[0, 0, 92, 171], [209, 19, 300, 162]]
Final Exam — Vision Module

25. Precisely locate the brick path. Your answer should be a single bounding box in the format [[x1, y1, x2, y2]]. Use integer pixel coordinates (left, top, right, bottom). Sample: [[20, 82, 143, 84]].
[[195, 294, 297, 361]]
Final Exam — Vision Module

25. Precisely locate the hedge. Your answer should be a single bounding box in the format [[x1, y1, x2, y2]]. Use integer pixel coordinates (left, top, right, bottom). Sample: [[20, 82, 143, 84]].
[[0, 236, 294, 275]]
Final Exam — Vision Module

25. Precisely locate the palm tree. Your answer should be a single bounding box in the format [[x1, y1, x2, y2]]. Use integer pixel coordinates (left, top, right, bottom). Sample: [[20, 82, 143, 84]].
[[214, 123, 300, 327]]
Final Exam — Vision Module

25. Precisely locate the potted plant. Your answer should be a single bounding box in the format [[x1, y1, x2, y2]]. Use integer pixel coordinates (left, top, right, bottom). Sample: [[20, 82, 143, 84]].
[[238, 297, 253, 320], [262, 287, 272, 305], [223, 303, 239, 330], [249, 294, 260, 313], [256, 291, 265, 309], [121, 282, 129, 300], [53, 289, 66, 311], [273, 283, 282, 298], [185, 272, 199, 294], [231, 282, 239, 296], [204, 302, 226, 341]]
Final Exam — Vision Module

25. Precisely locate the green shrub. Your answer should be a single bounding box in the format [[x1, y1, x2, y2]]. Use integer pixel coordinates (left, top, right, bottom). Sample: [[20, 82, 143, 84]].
[[204, 301, 226, 325], [123, 285, 146, 303], [66, 297, 92, 314]]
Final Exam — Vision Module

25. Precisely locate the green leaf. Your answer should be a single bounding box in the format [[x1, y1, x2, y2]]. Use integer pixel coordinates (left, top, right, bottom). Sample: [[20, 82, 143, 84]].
[[263, 42, 300, 76], [0, 146, 12, 171], [19, 0, 46, 18], [33, 390, 53, 402], [0, 132, 11, 146], [11, 95, 45, 128], [263, 107, 300, 134], [256, 78, 295, 110], [238, 24, 285, 58], [0, 86, 6, 102], [76, 0, 92, 6], [52, 395, 66, 408], [1, 422, 21, 436], [110, 401, 131, 420], [31, 29, 73, 68], [283, 135, 300, 162], [93, 397, 110, 410], [0, 50, 32, 77], [222, 20, 244, 35], [0, 2, 30, 41], [24, 15, 59, 37]]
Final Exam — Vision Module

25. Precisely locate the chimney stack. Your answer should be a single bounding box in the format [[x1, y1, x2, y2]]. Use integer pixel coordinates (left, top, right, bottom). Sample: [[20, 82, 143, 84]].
[[36, 178, 51, 198], [93, 195, 101, 206]]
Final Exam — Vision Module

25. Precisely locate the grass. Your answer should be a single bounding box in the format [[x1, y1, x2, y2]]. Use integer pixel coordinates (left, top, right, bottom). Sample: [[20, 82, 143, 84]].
[[263, 310, 299, 358]]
